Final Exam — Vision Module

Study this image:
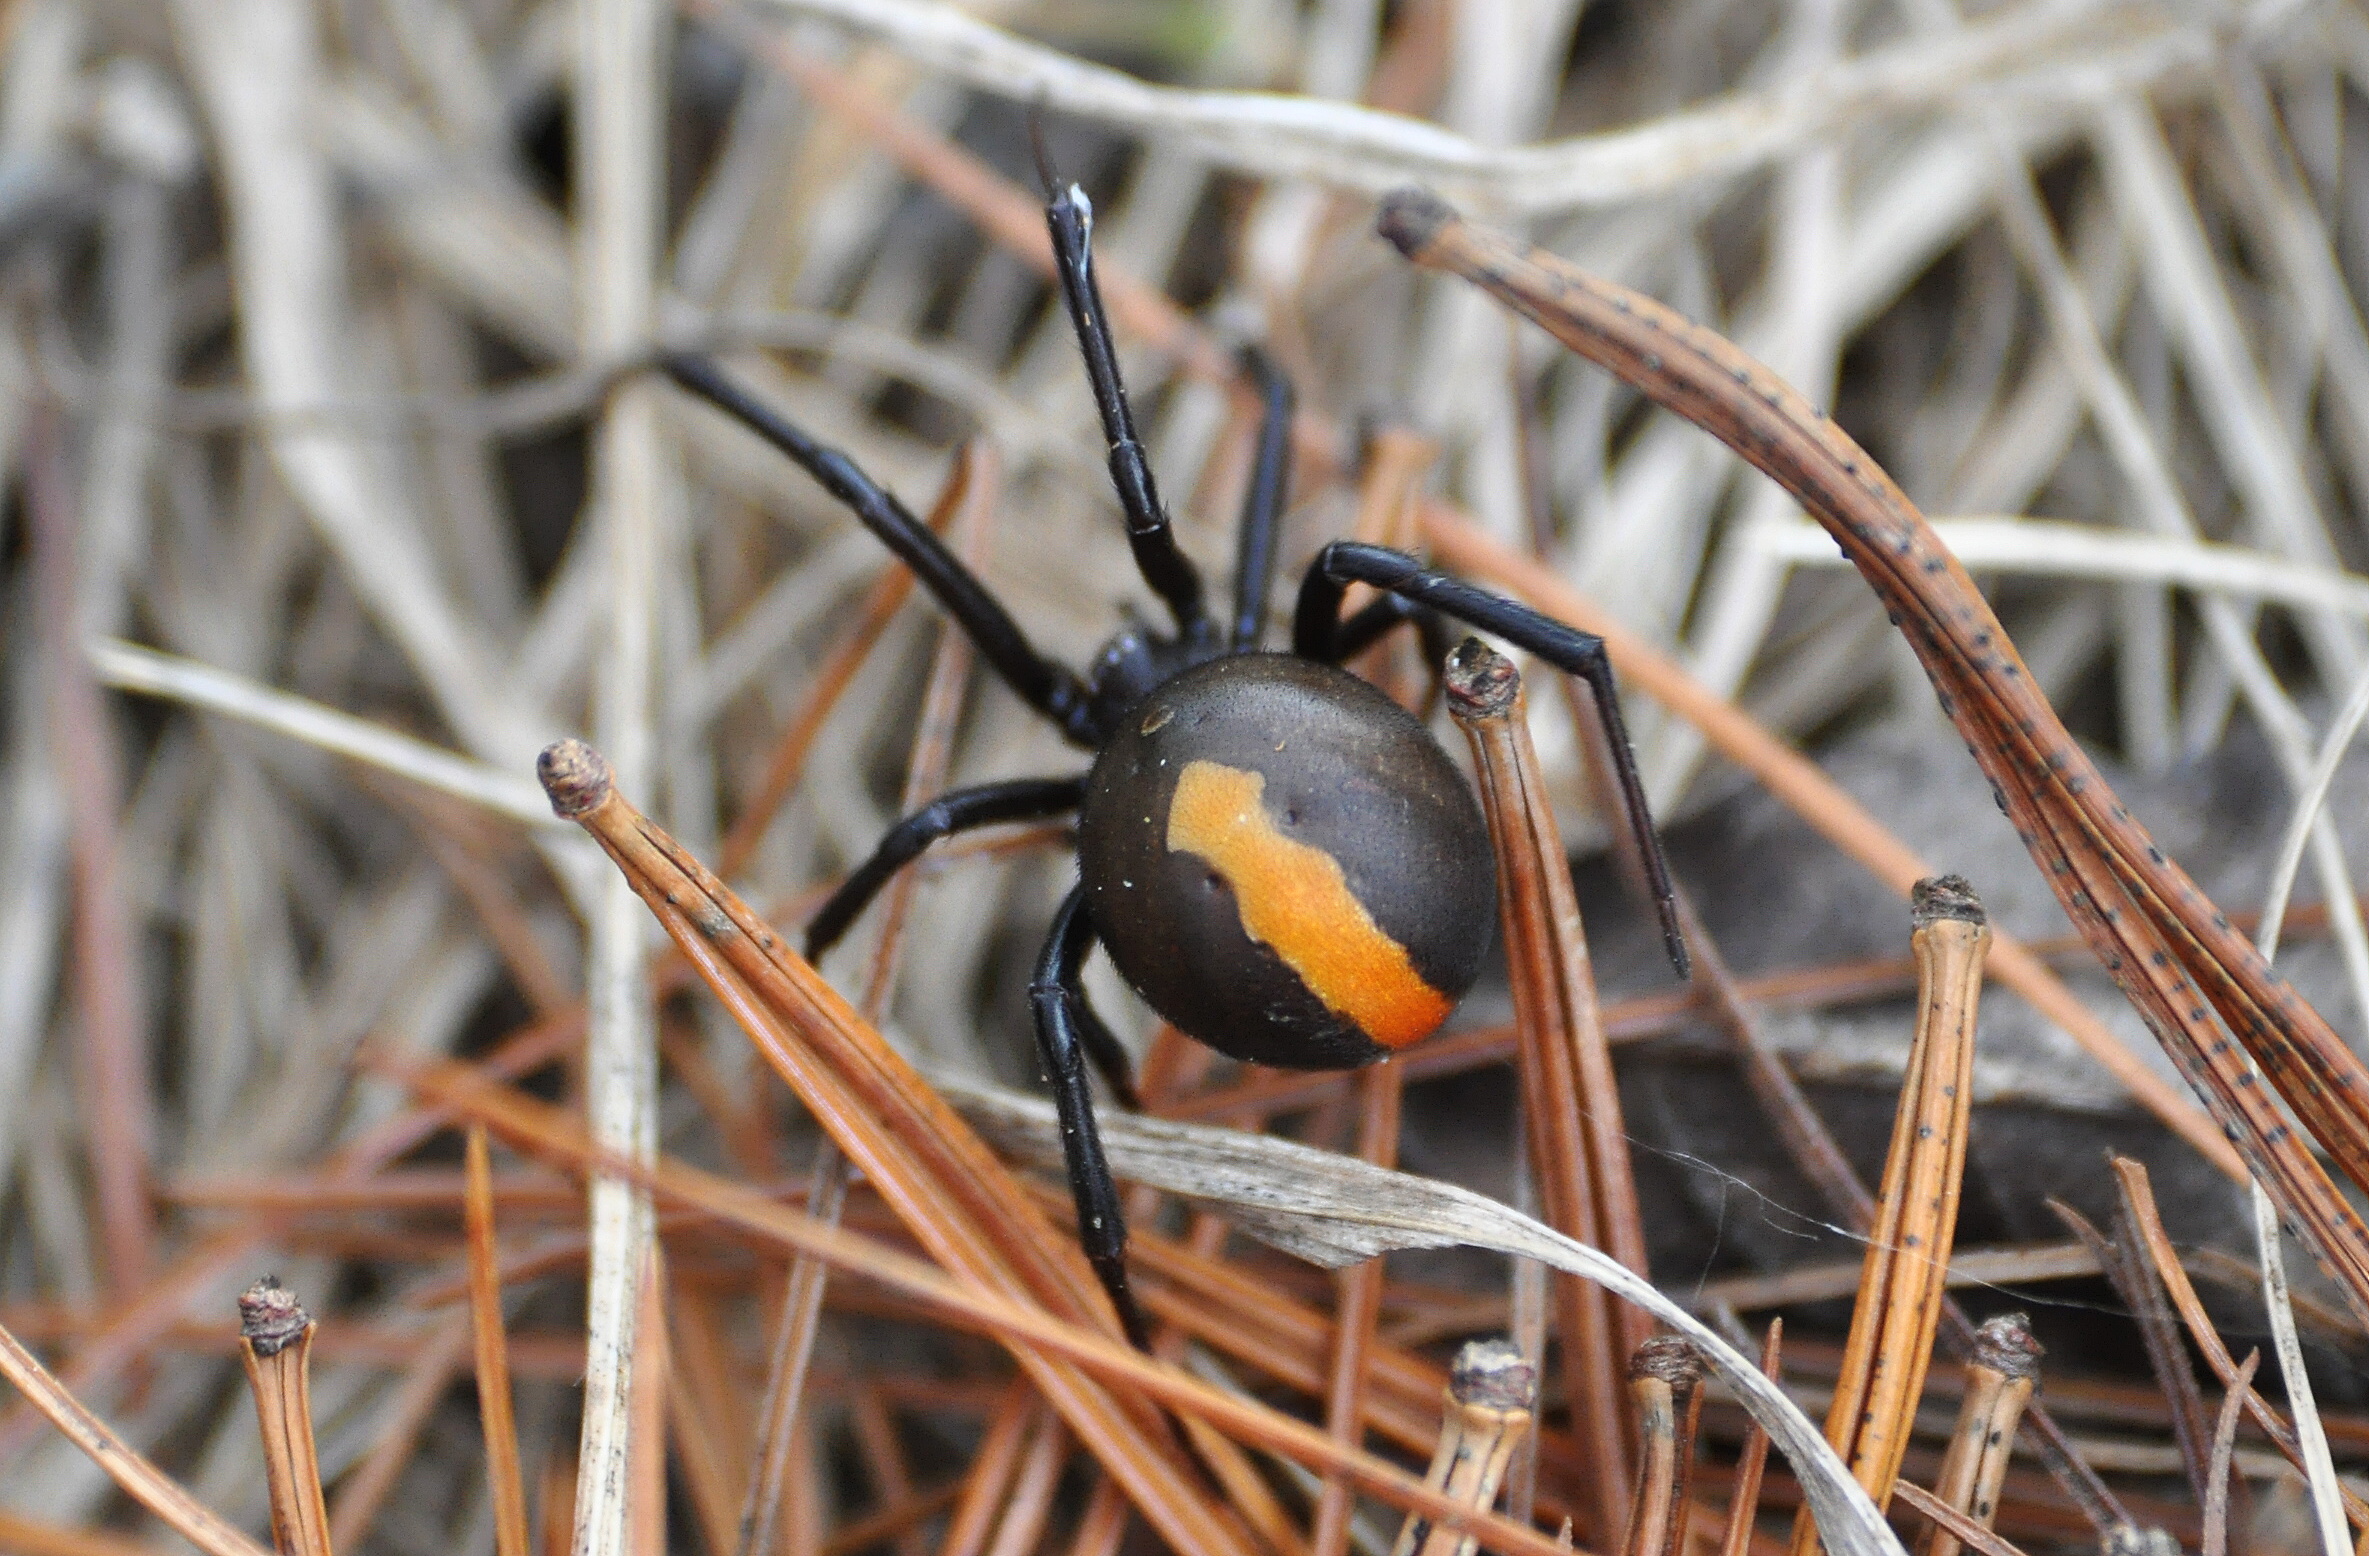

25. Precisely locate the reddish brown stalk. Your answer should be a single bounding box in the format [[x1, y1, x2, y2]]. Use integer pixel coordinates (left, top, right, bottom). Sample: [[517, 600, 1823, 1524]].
[[667, 1290, 741, 1556], [1664, 888, 2124, 1536], [982, 1412, 1069, 1556], [849, 1386, 927, 1556], [859, 442, 997, 1012], [534, 740, 1256, 1556], [391, 1056, 1596, 1556], [1890, 1485, 2034, 1556], [1714, 1322, 1781, 1556], [629, 1257, 669, 1556], [1916, 1315, 2041, 1556], [2048, 1200, 2213, 1510], [325, 1315, 472, 1551], [1385, 193, 2369, 1319], [0, 1008, 579, 1464], [940, 1386, 1040, 1556], [2108, 1156, 2369, 1534], [1789, 879, 1987, 1556], [1386, 1340, 1538, 1556], [821, 1485, 964, 1556], [466, 1128, 533, 1556], [1445, 639, 1647, 1543], [27, 402, 154, 1296], [1620, 1338, 1704, 1556], [748, 448, 995, 1556], [1342, 429, 1438, 700], [238, 1279, 335, 1556], [1312, 1063, 1406, 1556], [376, 783, 572, 1016], [0, 1510, 165, 1556]]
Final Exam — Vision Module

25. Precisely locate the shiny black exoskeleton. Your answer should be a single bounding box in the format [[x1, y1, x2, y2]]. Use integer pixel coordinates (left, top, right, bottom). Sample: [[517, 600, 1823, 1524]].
[[662, 176, 1686, 1352]]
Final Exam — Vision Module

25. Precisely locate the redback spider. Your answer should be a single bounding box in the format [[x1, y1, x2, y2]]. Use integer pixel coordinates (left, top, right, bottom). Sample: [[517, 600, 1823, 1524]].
[[660, 172, 1688, 1351]]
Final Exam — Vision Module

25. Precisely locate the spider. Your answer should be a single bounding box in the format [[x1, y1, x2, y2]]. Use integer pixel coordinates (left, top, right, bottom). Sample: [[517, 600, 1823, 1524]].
[[660, 175, 1688, 1350]]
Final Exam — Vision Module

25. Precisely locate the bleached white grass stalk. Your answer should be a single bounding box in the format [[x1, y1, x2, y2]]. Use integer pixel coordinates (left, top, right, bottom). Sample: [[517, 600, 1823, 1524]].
[[747, 0, 2271, 213], [2241, 660, 2369, 1556], [1762, 518, 2369, 619], [574, 0, 673, 1547], [89, 640, 562, 829]]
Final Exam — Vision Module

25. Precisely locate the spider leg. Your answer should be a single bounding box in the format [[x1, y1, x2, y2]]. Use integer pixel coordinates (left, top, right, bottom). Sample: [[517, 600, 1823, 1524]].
[[805, 778, 1084, 962], [1042, 186, 1208, 642], [662, 355, 1101, 746], [1029, 885, 1152, 1350], [1293, 540, 1690, 979], [1229, 351, 1294, 652]]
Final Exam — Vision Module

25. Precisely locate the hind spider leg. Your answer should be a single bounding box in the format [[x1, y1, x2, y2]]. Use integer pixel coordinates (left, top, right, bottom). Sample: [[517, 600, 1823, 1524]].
[[1293, 539, 1690, 978], [1029, 885, 1151, 1348]]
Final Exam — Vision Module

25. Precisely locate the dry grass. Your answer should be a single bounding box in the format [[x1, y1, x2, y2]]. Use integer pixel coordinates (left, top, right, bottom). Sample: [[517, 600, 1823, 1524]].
[[10, 0, 2369, 1553]]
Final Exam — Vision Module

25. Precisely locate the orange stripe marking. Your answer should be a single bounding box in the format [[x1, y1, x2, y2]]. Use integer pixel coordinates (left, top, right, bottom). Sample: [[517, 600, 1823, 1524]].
[[1165, 760, 1452, 1049]]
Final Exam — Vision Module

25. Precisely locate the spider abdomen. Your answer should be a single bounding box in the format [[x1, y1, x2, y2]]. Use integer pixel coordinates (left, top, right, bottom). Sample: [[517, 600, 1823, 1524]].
[[1078, 654, 1496, 1069]]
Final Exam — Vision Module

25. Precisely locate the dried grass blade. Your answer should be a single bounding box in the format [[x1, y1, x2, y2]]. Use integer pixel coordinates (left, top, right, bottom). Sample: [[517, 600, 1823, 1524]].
[[1445, 639, 1646, 1541], [466, 1127, 534, 1556], [2202, 1350, 2259, 1556], [532, 743, 1255, 1556], [1786, 880, 1986, 1554], [237, 1279, 334, 1556], [1383, 197, 2369, 1321]]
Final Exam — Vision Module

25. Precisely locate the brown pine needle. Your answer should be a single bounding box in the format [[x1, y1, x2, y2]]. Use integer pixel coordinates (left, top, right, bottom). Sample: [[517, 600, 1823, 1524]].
[[1312, 1063, 1405, 1556], [1384, 193, 2369, 1324], [1789, 878, 1988, 1555], [1916, 1315, 2041, 1556], [237, 1278, 334, 1556], [2107, 1156, 2369, 1535], [466, 1126, 533, 1556], [1890, 1484, 2033, 1556], [1714, 1321, 1781, 1556], [536, 739, 1260, 1556], [1387, 1340, 1538, 1556], [1446, 638, 1647, 1542], [325, 1315, 471, 1552], [387, 1055, 1591, 1556], [1620, 1338, 1703, 1556]]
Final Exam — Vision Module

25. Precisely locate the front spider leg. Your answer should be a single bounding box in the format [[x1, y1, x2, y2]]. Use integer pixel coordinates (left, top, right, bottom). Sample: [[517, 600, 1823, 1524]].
[[1293, 540, 1690, 978], [1029, 885, 1151, 1350]]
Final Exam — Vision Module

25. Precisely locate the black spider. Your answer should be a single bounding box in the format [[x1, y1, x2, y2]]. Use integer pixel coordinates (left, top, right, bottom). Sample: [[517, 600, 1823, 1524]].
[[660, 176, 1686, 1350]]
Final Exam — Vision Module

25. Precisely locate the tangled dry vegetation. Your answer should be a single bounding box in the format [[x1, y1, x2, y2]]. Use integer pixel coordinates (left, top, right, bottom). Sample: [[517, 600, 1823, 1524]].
[[17, 0, 2369, 1553]]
